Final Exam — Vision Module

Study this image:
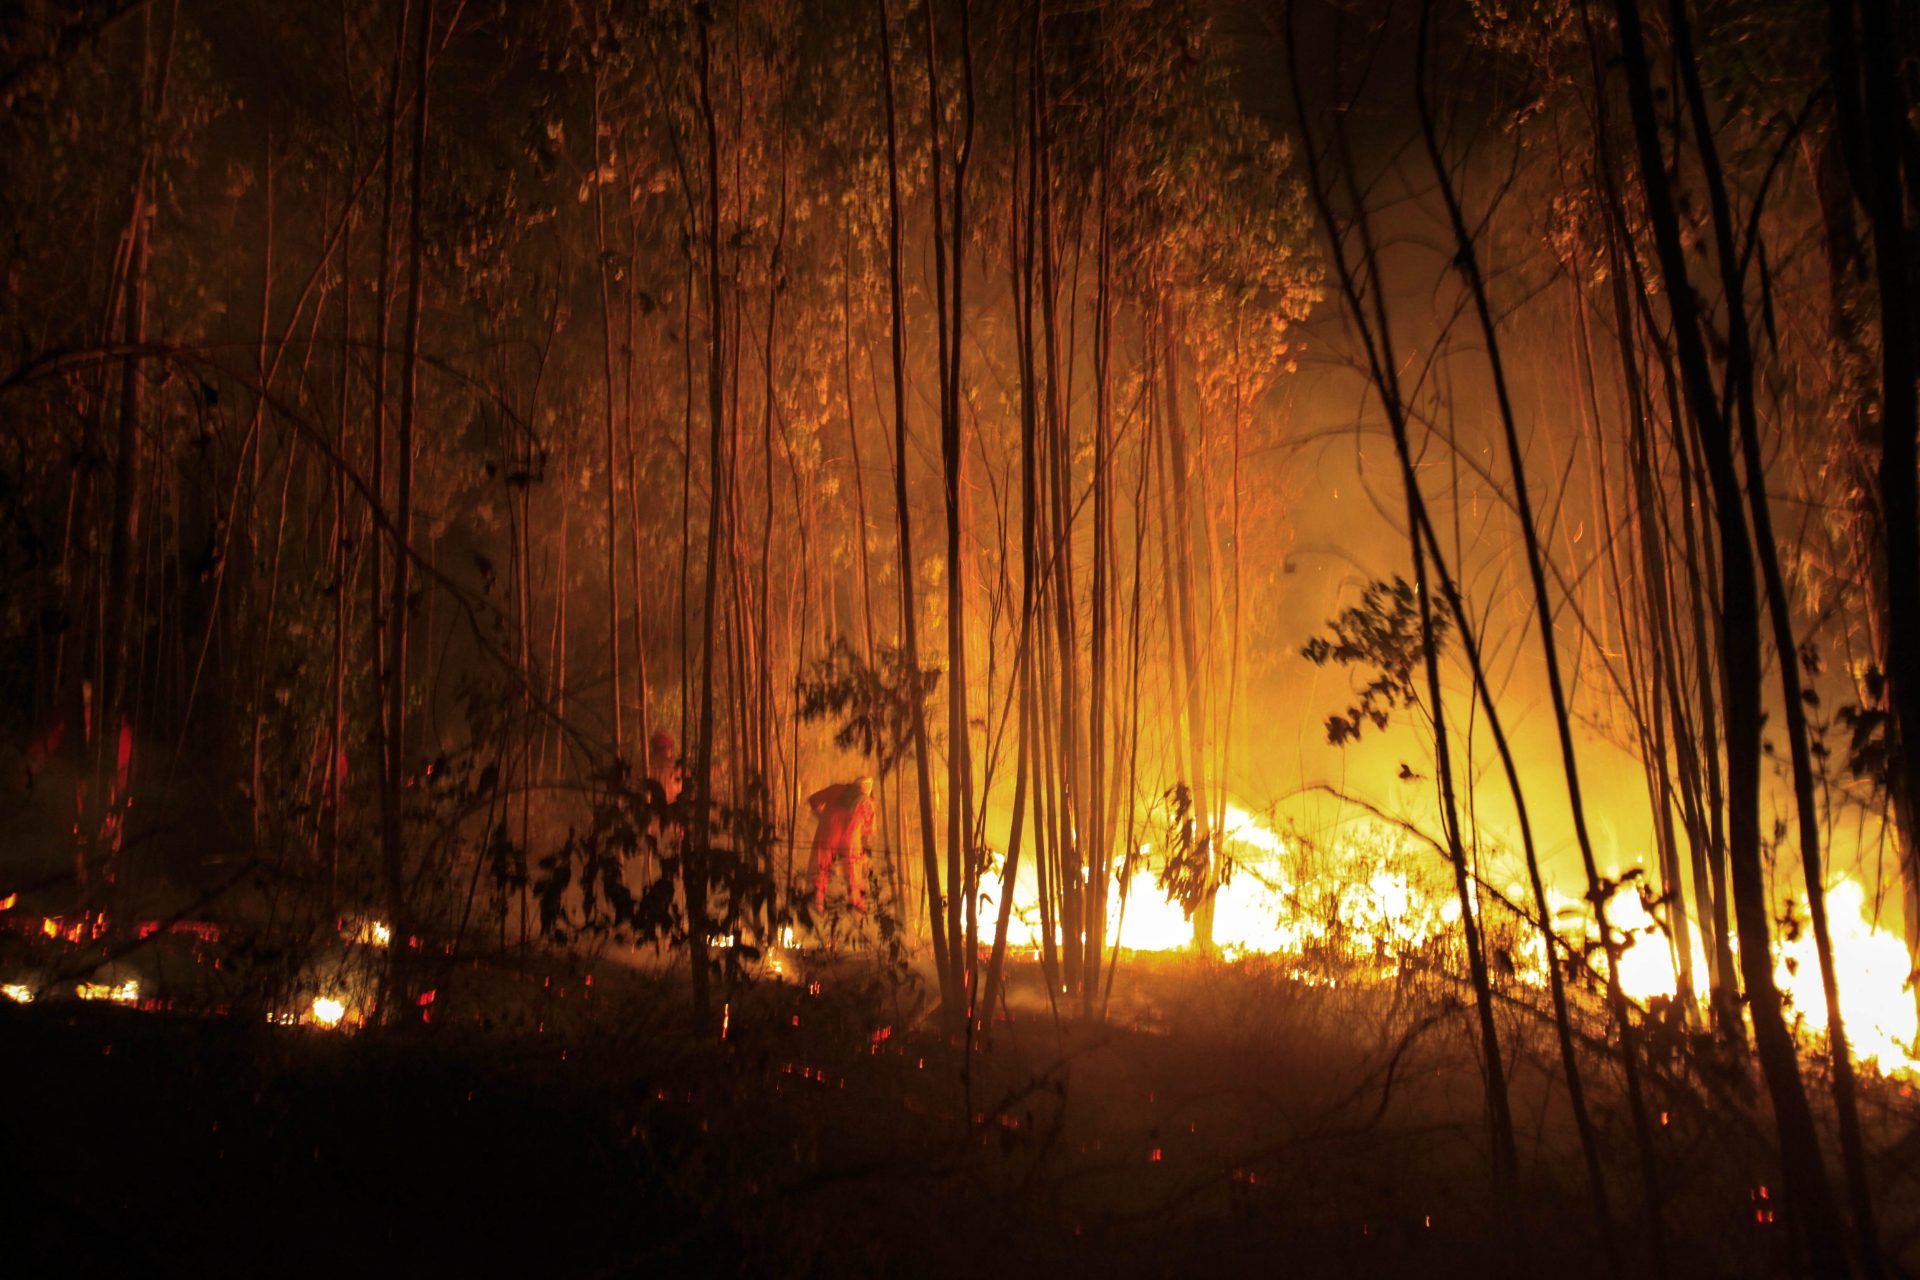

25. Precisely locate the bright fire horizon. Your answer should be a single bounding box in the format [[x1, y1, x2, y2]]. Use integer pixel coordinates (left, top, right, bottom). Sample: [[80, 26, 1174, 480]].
[[979, 804, 1918, 1076]]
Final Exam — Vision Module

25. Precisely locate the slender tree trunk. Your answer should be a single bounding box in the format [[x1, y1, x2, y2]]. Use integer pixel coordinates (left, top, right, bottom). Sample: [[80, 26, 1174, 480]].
[[591, 45, 623, 762], [681, 254, 695, 749], [383, 0, 432, 1016], [1612, 0, 1850, 1267], [328, 137, 351, 918], [621, 171, 653, 791], [368, 0, 409, 951], [924, 0, 978, 1018], [1664, 0, 1878, 1260], [1161, 330, 1216, 949], [99, 0, 174, 894], [688, 11, 727, 1031], [1285, 4, 1516, 1183], [877, 0, 956, 1013], [247, 125, 277, 856], [758, 89, 788, 832], [1832, 0, 1920, 1047], [1083, 45, 1114, 1020], [1416, 0, 1660, 1238]]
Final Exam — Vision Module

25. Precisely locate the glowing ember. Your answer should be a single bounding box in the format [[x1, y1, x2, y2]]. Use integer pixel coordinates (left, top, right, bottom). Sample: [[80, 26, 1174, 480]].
[[76, 979, 140, 1004], [41, 915, 103, 943], [350, 920, 392, 948]]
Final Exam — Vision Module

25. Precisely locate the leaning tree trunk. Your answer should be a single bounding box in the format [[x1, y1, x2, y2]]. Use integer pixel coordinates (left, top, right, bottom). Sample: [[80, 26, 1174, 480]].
[[1416, 1, 1663, 1249], [1284, 3, 1517, 1184]]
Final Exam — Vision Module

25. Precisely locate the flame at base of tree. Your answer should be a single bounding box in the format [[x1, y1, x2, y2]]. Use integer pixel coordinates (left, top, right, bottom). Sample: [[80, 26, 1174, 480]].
[[982, 803, 1916, 1076]]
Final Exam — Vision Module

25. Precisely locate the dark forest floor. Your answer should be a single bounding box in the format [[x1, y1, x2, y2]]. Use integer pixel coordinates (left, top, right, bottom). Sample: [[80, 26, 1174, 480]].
[[12, 947, 1920, 1278]]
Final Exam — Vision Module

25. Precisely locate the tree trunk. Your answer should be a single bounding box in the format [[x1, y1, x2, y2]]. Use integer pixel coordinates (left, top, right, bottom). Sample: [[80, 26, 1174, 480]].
[[591, 46, 623, 763], [688, 10, 727, 1032], [1417, 0, 1662, 1237], [1284, 4, 1516, 1182], [1832, 0, 1920, 1051], [1613, 0, 1850, 1267], [384, 0, 433, 1016], [1161, 331, 1216, 949], [876, 0, 956, 1015]]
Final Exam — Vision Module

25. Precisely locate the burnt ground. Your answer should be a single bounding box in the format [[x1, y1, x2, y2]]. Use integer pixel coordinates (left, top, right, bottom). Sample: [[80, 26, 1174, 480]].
[[12, 949, 1920, 1278]]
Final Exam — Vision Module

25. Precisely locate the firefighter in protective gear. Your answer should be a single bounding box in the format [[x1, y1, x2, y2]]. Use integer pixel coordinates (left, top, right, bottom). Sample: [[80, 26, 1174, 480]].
[[809, 776, 877, 914], [648, 730, 682, 803]]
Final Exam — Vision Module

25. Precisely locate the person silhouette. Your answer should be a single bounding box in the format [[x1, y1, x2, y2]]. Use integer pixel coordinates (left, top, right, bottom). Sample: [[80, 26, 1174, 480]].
[[808, 776, 876, 914]]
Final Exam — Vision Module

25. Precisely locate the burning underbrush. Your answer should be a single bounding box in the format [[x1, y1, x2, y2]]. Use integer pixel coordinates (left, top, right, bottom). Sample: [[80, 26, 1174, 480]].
[[6, 801, 1918, 1276], [1, 902, 393, 1029], [982, 803, 1919, 1079]]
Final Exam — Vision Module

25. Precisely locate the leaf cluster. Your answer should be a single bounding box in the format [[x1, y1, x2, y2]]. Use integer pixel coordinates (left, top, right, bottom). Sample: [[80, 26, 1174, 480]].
[[1301, 577, 1449, 747], [1153, 781, 1224, 919], [533, 764, 784, 990], [794, 635, 942, 775]]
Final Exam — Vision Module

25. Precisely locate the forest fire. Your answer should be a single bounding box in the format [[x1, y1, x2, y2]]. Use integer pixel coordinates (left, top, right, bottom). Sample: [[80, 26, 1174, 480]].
[[984, 802, 1917, 1075], [980, 804, 1457, 968], [6, 0, 1920, 1273], [309, 996, 348, 1028], [1775, 883, 1920, 1074], [74, 979, 140, 1005], [347, 920, 393, 949]]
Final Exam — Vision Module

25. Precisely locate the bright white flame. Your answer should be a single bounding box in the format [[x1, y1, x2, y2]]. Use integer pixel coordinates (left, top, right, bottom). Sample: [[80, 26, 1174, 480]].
[[311, 996, 347, 1027], [1221, 804, 1285, 855], [1776, 881, 1917, 1075], [1595, 879, 1916, 1075], [1593, 890, 1708, 1006], [2, 983, 33, 1004], [978, 804, 1918, 1077], [978, 804, 1310, 956]]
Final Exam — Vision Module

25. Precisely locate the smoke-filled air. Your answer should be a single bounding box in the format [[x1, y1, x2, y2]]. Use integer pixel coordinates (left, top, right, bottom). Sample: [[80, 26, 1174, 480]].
[[3, 0, 1918, 1274]]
